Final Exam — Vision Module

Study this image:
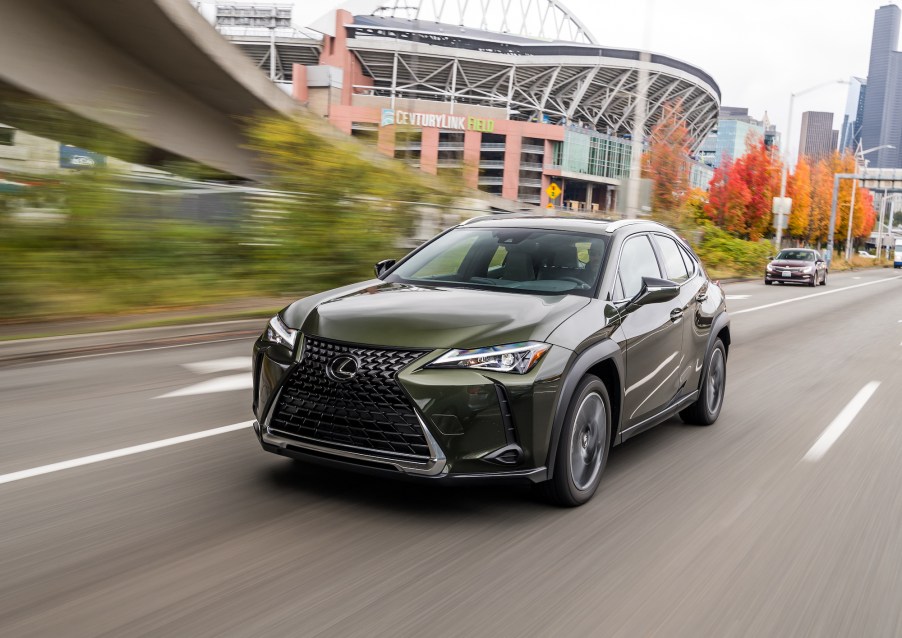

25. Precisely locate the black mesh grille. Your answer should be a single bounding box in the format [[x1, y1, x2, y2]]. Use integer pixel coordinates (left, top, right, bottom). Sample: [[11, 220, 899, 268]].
[[269, 337, 430, 458]]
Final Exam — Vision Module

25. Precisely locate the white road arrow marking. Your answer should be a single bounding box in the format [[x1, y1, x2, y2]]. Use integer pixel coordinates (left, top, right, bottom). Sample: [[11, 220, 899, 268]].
[[183, 357, 251, 375], [155, 373, 252, 399]]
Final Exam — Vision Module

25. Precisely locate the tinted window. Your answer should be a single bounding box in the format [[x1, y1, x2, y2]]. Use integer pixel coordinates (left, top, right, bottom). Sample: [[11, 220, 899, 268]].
[[678, 244, 697, 276], [776, 250, 816, 261], [617, 235, 661, 299], [653, 235, 690, 283], [388, 227, 609, 297]]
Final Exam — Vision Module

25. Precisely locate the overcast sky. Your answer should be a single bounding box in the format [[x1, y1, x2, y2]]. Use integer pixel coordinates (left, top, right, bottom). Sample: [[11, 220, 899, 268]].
[[301, 0, 897, 163]]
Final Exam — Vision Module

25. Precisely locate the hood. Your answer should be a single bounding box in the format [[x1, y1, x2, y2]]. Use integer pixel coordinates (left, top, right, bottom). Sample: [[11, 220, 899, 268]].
[[771, 260, 813, 267], [289, 282, 589, 349]]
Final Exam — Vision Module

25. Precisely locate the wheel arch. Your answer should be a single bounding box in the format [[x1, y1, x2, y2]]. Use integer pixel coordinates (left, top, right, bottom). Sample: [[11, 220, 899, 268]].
[[545, 340, 624, 477]]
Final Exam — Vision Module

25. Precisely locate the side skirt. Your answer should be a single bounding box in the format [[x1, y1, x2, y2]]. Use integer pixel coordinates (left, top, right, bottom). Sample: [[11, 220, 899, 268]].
[[617, 390, 700, 443]]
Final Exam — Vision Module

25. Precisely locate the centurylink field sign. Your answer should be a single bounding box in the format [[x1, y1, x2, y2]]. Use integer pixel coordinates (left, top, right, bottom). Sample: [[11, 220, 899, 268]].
[[381, 108, 495, 132]]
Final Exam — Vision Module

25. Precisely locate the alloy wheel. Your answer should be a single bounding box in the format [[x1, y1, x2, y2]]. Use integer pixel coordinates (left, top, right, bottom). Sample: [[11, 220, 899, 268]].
[[569, 392, 606, 491], [706, 347, 726, 416]]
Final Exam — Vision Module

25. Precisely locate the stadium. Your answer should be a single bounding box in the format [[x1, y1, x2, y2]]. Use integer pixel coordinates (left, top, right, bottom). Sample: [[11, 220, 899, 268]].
[[205, 1, 721, 210]]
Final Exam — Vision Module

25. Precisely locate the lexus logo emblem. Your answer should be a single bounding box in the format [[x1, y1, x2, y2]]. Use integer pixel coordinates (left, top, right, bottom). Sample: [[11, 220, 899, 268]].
[[327, 355, 359, 381]]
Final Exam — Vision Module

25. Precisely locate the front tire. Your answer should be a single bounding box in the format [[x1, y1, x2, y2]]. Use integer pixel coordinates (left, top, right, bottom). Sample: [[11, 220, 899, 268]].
[[537, 375, 611, 507], [764, 279, 773, 285], [680, 338, 727, 426]]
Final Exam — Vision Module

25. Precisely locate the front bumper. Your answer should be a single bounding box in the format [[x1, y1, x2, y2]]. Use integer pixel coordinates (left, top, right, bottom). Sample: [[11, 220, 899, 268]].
[[255, 421, 548, 484], [766, 271, 815, 282], [253, 334, 570, 484]]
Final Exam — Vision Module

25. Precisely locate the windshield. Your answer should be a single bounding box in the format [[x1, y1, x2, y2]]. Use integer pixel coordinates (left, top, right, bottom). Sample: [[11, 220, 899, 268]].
[[776, 250, 816, 262], [386, 227, 609, 297]]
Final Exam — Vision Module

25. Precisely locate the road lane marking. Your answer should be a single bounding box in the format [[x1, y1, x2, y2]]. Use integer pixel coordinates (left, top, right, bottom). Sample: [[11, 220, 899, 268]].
[[155, 373, 253, 399], [183, 357, 251, 375], [803, 382, 881, 462], [0, 421, 254, 486], [733, 276, 902, 316], [726, 295, 750, 300]]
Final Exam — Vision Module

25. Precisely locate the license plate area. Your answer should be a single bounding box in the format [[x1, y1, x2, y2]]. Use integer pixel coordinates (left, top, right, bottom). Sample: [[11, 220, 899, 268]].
[[782, 271, 792, 277]]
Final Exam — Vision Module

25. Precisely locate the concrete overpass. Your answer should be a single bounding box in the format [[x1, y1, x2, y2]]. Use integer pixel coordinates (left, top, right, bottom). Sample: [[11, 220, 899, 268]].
[[0, 0, 300, 179]]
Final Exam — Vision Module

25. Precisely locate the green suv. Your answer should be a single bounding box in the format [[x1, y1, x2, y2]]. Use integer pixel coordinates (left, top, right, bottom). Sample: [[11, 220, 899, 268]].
[[252, 217, 730, 506]]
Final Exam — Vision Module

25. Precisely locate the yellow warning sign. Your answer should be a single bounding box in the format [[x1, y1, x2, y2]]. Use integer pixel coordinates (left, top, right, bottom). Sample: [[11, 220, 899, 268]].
[[546, 202, 554, 209], [546, 183, 562, 200]]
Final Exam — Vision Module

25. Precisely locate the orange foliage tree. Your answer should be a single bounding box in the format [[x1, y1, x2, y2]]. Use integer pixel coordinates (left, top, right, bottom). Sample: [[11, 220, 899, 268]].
[[643, 101, 693, 213], [787, 157, 812, 242]]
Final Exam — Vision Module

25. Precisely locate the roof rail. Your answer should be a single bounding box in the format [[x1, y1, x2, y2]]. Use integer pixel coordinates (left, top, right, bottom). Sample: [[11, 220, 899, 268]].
[[459, 212, 533, 226], [603, 219, 645, 232]]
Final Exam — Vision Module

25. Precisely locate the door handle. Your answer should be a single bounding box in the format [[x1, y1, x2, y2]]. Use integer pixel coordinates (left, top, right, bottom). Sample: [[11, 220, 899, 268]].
[[670, 308, 683, 322]]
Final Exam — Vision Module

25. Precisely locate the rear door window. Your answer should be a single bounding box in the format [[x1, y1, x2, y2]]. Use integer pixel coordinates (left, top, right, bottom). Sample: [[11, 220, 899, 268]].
[[653, 235, 690, 283], [617, 235, 662, 299]]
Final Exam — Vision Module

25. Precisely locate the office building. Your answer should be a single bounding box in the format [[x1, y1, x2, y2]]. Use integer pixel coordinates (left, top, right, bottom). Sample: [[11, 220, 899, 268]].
[[798, 111, 835, 160], [698, 107, 766, 168], [861, 4, 902, 168], [840, 77, 867, 151]]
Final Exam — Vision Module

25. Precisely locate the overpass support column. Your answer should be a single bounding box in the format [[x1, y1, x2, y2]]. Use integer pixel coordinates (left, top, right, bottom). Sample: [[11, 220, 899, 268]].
[[502, 134, 522, 202], [420, 127, 439, 175], [463, 130, 481, 189]]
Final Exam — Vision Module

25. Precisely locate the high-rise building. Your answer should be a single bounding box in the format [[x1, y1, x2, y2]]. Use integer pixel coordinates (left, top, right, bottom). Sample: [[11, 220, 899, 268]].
[[861, 4, 902, 168], [839, 77, 867, 151], [698, 106, 766, 168], [798, 111, 835, 160]]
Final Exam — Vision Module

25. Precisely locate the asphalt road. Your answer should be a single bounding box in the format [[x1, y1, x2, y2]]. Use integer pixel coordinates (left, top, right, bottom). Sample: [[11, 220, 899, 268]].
[[2, 268, 902, 637]]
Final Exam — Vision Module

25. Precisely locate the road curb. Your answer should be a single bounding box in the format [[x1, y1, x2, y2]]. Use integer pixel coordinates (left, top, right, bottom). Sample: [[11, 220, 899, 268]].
[[0, 319, 265, 366]]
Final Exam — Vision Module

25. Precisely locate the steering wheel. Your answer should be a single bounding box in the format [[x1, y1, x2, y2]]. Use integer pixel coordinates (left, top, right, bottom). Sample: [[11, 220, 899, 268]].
[[558, 276, 590, 289]]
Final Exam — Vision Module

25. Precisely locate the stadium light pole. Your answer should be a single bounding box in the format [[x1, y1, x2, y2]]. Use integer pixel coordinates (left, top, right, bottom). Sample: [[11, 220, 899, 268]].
[[775, 79, 849, 249], [625, 0, 655, 219]]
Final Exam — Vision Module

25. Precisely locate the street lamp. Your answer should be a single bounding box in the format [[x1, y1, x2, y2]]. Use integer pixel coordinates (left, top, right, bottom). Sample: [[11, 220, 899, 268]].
[[775, 79, 849, 248], [844, 143, 895, 260]]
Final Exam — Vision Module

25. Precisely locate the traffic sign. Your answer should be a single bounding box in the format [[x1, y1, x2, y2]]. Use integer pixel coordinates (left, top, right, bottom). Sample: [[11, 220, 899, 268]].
[[546, 183, 562, 200]]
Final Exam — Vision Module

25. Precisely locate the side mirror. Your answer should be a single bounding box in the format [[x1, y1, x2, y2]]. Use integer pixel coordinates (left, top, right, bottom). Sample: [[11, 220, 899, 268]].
[[769, 255, 776, 261], [374, 259, 396, 277], [632, 276, 680, 306]]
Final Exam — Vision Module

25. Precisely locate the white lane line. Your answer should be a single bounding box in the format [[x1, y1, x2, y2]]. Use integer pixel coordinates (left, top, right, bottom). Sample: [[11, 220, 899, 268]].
[[183, 357, 251, 375], [155, 373, 253, 399], [733, 276, 902, 316], [803, 382, 881, 462], [0, 421, 254, 486], [726, 295, 750, 300]]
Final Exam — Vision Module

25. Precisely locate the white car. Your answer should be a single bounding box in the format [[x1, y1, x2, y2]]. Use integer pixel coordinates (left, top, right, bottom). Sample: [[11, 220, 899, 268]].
[[858, 250, 877, 259]]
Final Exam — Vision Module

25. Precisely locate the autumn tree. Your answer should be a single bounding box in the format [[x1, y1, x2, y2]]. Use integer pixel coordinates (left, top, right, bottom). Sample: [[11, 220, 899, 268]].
[[643, 101, 693, 215], [787, 157, 812, 243], [705, 156, 751, 236], [705, 136, 781, 240]]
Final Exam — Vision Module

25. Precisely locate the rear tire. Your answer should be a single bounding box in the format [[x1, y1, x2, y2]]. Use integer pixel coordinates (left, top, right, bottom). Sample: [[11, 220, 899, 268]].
[[680, 338, 727, 426], [536, 375, 611, 507]]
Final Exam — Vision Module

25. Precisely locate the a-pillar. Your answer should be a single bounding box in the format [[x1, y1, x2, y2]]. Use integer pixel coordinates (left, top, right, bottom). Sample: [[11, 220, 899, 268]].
[[463, 130, 481, 189], [420, 127, 439, 175], [502, 134, 522, 201]]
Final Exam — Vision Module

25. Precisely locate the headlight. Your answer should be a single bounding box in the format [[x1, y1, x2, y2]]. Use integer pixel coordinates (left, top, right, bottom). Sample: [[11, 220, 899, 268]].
[[802, 266, 814, 274], [426, 342, 550, 374], [766, 264, 774, 272], [264, 314, 299, 349]]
